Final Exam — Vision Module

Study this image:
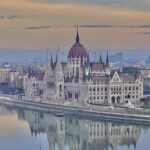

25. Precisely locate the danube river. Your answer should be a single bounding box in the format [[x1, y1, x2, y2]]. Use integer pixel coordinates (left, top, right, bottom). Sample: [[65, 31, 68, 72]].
[[0, 105, 150, 150]]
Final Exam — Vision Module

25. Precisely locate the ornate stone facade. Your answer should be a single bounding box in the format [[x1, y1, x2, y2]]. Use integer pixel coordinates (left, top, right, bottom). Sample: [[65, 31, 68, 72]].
[[25, 27, 143, 105]]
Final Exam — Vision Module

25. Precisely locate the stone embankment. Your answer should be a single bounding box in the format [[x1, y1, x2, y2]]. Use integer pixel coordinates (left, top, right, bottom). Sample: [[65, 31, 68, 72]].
[[0, 97, 150, 125]]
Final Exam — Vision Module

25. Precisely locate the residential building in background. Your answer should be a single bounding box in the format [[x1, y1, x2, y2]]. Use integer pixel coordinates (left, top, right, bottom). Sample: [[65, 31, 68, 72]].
[[0, 68, 10, 84]]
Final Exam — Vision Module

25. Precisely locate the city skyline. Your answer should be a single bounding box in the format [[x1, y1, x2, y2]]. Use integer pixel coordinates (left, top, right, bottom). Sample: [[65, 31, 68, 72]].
[[0, 1, 150, 150], [0, 0, 150, 50]]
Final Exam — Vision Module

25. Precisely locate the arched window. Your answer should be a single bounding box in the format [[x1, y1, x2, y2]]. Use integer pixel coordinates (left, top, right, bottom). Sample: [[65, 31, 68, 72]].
[[93, 87, 96, 91], [59, 85, 62, 90], [111, 96, 115, 103], [117, 96, 120, 103], [114, 86, 116, 91], [75, 93, 78, 99], [127, 94, 131, 99], [89, 87, 92, 91], [73, 67, 74, 76], [76, 67, 79, 77]]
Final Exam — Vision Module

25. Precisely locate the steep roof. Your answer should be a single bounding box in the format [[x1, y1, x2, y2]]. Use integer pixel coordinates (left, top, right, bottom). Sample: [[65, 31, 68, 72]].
[[90, 63, 105, 71]]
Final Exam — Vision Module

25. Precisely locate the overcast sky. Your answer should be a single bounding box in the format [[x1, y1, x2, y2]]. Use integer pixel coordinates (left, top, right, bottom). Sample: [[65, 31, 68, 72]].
[[0, 0, 150, 51]]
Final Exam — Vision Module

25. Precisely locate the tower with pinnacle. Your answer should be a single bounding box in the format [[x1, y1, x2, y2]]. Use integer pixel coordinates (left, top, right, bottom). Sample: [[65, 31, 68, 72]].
[[43, 48, 56, 100], [55, 46, 65, 100]]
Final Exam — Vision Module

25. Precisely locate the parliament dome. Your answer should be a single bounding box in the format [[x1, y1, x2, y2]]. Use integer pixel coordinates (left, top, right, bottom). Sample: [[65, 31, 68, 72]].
[[68, 27, 88, 59]]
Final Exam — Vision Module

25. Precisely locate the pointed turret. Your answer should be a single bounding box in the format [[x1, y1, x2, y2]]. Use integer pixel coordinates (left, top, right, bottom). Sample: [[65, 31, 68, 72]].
[[87, 53, 90, 63], [51, 52, 54, 69], [55, 46, 64, 100], [43, 48, 56, 100], [106, 51, 109, 68], [99, 52, 102, 63], [45, 47, 52, 78], [56, 46, 62, 72], [55, 52, 58, 67], [76, 24, 80, 43], [81, 56, 83, 66]]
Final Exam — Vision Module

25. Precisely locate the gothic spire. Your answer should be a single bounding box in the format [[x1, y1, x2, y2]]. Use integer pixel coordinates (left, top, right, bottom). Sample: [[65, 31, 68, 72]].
[[100, 52, 102, 63], [54, 45, 60, 68], [47, 47, 50, 67], [45, 47, 52, 78], [76, 24, 80, 43], [55, 53, 58, 66], [51, 52, 53, 69], [106, 51, 109, 68], [87, 53, 90, 63], [56, 45, 63, 73]]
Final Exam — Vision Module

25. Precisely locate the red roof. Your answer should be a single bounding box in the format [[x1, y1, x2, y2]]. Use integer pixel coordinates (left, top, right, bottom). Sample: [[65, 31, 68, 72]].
[[123, 75, 137, 82], [68, 42, 88, 58], [35, 73, 45, 81], [90, 63, 105, 71], [90, 76, 109, 83]]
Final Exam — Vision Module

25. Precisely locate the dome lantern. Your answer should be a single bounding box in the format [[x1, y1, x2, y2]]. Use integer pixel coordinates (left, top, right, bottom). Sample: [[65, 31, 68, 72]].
[[68, 25, 88, 59]]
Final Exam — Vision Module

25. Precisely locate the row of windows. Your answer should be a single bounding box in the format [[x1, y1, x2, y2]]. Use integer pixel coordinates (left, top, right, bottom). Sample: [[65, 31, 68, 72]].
[[111, 86, 121, 91], [89, 86, 140, 92], [89, 92, 107, 95], [124, 95, 138, 99], [90, 131, 107, 136], [124, 86, 139, 90], [89, 95, 139, 100], [91, 82, 107, 84], [111, 86, 140, 91], [111, 92, 122, 95], [33, 83, 38, 87], [125, 92, 138, 94], [89, 87, 107, 92], [89, 96, 107, 100]]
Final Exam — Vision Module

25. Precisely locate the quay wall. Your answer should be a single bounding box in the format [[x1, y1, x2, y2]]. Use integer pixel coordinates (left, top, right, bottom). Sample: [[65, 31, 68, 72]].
[[0, 98, 150, 125]]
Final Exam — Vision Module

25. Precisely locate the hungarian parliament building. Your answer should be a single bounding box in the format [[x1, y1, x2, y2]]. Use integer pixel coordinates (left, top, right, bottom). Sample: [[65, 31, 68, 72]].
[[25, 27, 143, 105]]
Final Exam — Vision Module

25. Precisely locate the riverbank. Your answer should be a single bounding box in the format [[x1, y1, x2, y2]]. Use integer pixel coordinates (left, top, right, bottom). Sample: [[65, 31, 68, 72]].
[[0, 97, 150, 125]]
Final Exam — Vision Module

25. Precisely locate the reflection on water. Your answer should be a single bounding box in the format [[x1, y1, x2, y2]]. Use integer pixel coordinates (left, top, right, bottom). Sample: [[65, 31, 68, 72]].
[[0, 105, 150, 150]]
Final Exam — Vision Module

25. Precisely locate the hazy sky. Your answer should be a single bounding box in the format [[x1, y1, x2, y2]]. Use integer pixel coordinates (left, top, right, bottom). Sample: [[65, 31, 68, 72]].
[[0, 0, 150, 51]]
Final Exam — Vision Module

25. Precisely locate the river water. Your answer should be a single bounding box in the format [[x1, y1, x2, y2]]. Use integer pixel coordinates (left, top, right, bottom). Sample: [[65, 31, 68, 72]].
[[0, 105, 150, 150]]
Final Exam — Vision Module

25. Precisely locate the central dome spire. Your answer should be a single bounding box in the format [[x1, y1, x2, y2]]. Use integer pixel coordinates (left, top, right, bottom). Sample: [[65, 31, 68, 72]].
[[68, 25, 88, 58], [76, 24, 80, 43]]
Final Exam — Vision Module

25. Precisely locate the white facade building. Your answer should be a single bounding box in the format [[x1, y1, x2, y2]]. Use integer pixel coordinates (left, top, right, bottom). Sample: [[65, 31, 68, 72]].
[[25, 27, 143, 105], [88, 71, 143, 105]]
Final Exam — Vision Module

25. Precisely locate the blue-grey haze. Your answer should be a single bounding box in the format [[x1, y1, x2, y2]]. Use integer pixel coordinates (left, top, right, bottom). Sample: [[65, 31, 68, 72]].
[[0, 48, 149, 63]]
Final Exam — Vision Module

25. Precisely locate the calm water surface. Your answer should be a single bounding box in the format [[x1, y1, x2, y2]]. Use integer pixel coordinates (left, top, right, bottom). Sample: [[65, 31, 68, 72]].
[[0, 105, 150, 150]]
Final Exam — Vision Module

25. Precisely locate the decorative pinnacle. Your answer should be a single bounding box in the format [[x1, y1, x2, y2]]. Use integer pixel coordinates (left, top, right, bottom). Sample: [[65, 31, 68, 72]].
[[106, 51, 109, 67], [100, 52, 102, 63], [76, 24, 80, 43]]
